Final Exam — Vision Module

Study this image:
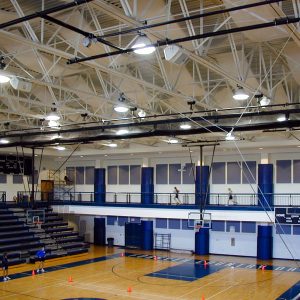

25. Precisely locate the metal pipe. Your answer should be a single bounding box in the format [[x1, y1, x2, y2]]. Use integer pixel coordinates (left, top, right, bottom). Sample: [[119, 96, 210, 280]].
[[0, 0, 94, 30], [1, 119, 300, 148], [67, 16, 300, 64], [2, 106, 300, 139], [99, 0, 285, 39]]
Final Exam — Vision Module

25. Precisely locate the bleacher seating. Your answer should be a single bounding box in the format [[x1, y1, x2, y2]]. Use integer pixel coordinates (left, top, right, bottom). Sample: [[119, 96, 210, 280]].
[[0, 205, 89, 268]]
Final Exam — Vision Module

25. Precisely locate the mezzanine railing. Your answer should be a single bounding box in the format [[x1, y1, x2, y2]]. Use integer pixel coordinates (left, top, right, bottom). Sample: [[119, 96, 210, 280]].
[[13, 191, 300, 207]]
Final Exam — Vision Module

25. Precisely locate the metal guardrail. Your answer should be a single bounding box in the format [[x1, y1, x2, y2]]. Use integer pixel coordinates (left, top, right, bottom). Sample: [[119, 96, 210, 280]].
[[12, 191, 300, 207]]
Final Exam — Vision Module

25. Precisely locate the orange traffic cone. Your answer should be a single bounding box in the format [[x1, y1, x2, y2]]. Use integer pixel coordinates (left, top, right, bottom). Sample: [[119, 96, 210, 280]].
[[68, 276, 73, 283], [201, 295, 205, 300], [127, 286, 132, 293], [32, 270, 35, 276]]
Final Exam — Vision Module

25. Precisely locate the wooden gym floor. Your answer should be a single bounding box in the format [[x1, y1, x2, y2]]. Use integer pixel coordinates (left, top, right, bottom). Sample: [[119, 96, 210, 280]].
[[0, 245, 299, 300]]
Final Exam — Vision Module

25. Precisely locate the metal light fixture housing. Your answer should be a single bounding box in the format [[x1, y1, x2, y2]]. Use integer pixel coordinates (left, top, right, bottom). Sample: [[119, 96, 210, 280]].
[[132, 34, 155, 55], [225, 131, 236, 141], [180, 123, 191, 130], [233, 86, 249, 100]]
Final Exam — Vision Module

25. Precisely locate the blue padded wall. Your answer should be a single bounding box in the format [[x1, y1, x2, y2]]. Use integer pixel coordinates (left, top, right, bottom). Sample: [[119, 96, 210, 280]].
[[141, 167, 154, 204], [257, 225, 272, 260], [142, 220, 153, 250], [195, 228, 209, 255], [258, 164, 273, 207], [195, 166, 210, 206], [94, 168, 106, 203]]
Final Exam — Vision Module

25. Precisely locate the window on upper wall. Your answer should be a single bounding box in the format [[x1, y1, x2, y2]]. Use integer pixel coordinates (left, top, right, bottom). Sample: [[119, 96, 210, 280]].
[[130, 165, 141, 184], [276, 160, 291, 183], [66, 167, 75, 182], [182, 163, 195, 184], [227, 162, 241, 184], [0, 174, 7, 184], [107, 166, 118, 185], [28, 170, 39, 184], [85, 167, 94, 184], [212, 162, 225, 184], [242, 161, 257, 184], [169, 164, 181, 184], [75, 167, 84, 185], [119, 165, 129, 184], [156, 164, 168, 184], [13, 174, 23, 184], [293, 160, 300, 183]]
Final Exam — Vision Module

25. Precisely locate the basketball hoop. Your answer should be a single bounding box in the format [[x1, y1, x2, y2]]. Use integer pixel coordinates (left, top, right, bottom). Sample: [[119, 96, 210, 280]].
[[34, 221, 43, 229], [195, 223, 202, 230]]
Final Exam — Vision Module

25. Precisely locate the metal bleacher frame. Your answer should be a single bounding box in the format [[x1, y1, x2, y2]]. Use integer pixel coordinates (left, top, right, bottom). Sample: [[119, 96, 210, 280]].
[[154, 233, 171, 250]]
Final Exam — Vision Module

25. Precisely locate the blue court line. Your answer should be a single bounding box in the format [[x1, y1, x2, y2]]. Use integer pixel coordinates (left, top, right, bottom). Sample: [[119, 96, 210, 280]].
[[1, 253, 121, 282], [276, 280, 300, 300]]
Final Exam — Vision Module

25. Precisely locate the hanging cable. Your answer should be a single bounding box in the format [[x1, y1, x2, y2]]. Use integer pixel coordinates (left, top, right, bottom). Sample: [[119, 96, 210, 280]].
[[201, 144, 217, 215], [15, 146, 27, 195], [53, 143, 82, 176], [35, 148, 44, 202]]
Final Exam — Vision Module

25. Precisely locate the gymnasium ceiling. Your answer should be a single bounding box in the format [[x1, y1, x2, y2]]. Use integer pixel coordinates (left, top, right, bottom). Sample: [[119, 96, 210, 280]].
[[0, 0, 300, 156]]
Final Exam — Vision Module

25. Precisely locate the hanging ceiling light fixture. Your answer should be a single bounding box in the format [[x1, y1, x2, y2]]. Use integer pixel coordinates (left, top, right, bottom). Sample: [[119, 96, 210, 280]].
[[233, 86, 249, 100], [225, 130, 236, 141], [137, 109, 146, 118], [0, 57, 10, 83], [114, 93, 129, 113], [180, 123, 191, 130], [260, 95, 271, 106], [132, 34, 155, 55], [116, 128, 129, 135], [277, 114, 286, 122], [48, 120, 60, 129], [107, 142, 117, 147], [168, 137, 179, 144], [46, 106, 60, 121], [0, 138, 9, 144], [54, 145, 66, 151]]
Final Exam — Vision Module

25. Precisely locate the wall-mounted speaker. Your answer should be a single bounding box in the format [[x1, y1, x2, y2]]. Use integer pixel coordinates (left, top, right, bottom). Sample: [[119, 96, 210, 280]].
[[10, 77, 32, 93]]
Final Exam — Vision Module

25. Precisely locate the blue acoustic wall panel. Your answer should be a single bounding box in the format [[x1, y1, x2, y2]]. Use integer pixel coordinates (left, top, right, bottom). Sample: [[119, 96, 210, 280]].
[[182, 219, 194, 230], [211, 221, 225, 232], [0, 174, 6, 183], [119, 165, 129, 184], [293, 226, 300, 235], [169, 164, 181, 184], [227, 162, 241, 184], [130, 165, 141, 184], [156, 164, 168, 184], [85, 166, 94, 184], [257, 225, 272, 260], [107, 166, 118, 184], [241, 222, 256, 233], [13, 174, 23, 184], [107, 216, 117, 225], [94, 168, 106, 203], [276, 160, 291, 183], [118, 216, 128, 226], [76, 167, 84, 185], [242, 161, 256, 184], [293, 160, 300, 183], [275, 224, 291, 235], [168, 219, 181, 229], [258, 164, 273, 207], [212, 162, 225, 184], [66, 167, 75, 181], [226, 221, 240, 232], [182, 163, 195, 184], [141, 167, 154, 204], [156, 218, 168, 228]]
